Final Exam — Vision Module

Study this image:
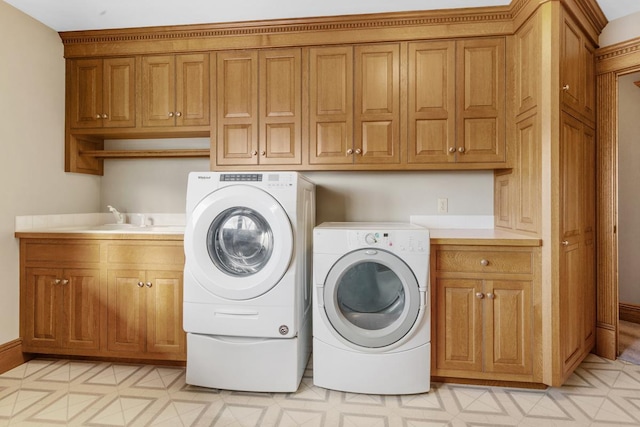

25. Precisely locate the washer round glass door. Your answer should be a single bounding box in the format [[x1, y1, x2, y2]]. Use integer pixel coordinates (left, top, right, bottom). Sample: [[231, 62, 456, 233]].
[[323, 249, 420, 348], [184, 185, 293, 300]]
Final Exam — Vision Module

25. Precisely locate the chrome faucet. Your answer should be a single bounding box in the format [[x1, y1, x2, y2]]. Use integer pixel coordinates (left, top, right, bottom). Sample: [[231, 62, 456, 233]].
[[107, 205, 125, 224]]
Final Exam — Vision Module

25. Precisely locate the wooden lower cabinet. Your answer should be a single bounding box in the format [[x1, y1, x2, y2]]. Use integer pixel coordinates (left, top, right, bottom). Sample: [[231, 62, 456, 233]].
[[431, 245, 540, 383], [107, 269, 185, 358], [23, 267, 101, 352], [19, 238, 186, 361]]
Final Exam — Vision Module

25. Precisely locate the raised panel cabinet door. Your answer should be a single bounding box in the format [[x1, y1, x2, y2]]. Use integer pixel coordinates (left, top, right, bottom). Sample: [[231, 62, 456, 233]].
[[435, 278, 483, 373], [309, 46, 354, 165], [515, 115, 541, 234], [103, 57, 136, 128], [63, 269, 101, 350], [145, 270, 185, 357], [175, 53, 210, 127], [106, 270, 146, 353], [259, 48, 302, 165], [484, 280, 533, 375], [216, 51, 259, 165], [69, 58, 103, 129], [23, 268, 62, 348], [408, 41, 456, 164], [354, 44, 400, 165], [561, 15, 582, 114], [559, 112, 585, 376], [142, 55, 176, 127], [456, 38, 506, 163], [514, 14, 540, 116]]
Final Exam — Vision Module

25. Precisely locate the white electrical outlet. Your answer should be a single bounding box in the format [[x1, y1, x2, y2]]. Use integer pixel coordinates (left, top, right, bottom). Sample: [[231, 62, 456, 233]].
[[437, 198, 448, 214]]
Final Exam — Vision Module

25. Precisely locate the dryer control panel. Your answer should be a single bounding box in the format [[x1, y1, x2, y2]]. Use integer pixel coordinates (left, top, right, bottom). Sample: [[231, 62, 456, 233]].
[[347, 230, 428, 253]]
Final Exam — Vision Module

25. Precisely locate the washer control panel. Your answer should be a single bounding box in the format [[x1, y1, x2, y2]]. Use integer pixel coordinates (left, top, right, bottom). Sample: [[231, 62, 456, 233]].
[[347, 230, 428, 253]]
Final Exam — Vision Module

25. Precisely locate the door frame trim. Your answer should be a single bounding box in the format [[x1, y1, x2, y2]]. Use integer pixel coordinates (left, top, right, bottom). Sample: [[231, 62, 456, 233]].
[[595, 36, 640, 359]]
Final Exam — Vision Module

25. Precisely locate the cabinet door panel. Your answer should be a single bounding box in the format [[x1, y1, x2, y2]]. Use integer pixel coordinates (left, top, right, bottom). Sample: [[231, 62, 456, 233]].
[[309, 46, 353, 164], [24, 268, 61, 346], [216, 51, 258, 165], [435, 278, 483, 372], [408, 41, 456, 163], [355, 44, 400, 164], [176, 54, 210, 126], [485, 280, 532, 375], [515, 115, 541, 233], [561, 17, 582, 112], [65, 269, 101, 350], [142, 56, 176, 127], [69, 59, 102, 129], [107, 270, 146, 353], [457, 39, 505, 163], [103, 57, 135, 128], [146, 271, 185, 355], [259, 49, 301, 165]]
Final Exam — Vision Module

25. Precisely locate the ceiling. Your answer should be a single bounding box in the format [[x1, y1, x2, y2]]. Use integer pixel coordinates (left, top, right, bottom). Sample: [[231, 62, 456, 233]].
[[3, 0, 639, 32]]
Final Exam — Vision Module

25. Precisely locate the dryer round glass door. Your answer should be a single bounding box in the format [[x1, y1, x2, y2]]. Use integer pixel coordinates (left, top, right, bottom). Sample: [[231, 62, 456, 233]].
[[184, 185, 293, 300], [323, 249, 421, 348]]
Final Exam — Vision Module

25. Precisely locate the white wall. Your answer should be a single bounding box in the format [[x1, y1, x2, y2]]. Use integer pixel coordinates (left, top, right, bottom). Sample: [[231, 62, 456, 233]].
[[100, 142, 494, 224], [0, 2, 101, 343], [618, 72, 640, 305], [599, 11, 640, 47]]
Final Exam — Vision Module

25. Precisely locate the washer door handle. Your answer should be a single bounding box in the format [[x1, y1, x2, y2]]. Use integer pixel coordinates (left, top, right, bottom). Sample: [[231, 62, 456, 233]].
[[364, 250, 378, 255]]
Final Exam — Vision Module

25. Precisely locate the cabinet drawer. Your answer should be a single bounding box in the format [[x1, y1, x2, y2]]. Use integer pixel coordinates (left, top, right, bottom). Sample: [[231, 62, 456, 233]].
[[108, 244, 184, 265], [24, 242, 101, 263], [436, 249, 533, 274]]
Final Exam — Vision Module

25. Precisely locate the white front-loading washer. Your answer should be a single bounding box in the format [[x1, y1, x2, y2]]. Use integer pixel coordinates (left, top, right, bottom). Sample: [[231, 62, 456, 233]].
[[313, 222, 430, 395], [184, 171, 315, 392]]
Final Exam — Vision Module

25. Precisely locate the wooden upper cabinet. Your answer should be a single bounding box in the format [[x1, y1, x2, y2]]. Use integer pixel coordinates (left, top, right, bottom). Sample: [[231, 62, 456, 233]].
[[259, 49, 302, 165], [216, 49, 301, 166], [456, 38, 506, 164], [408, 38, 506, 165], [560, 14, 596, 123], [354, 44, 400, 165], [69, 57, 135, 129], [408, 41, 456, 164], [216, 51, 259, 165], [141, 53, 210, 128], [309, 46, 354, 165]]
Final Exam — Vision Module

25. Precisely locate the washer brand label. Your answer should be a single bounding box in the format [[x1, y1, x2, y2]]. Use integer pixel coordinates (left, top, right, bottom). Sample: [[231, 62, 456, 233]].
[[196, 175, 211, 179]]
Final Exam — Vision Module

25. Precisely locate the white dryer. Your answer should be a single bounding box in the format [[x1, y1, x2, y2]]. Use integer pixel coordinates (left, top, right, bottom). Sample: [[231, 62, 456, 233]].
[[184, 171, 315, 392], [313, 222, 430, 395]]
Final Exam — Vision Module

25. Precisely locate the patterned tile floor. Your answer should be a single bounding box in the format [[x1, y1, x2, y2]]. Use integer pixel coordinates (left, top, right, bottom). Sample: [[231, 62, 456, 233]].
[[1, 354, 639, 426]]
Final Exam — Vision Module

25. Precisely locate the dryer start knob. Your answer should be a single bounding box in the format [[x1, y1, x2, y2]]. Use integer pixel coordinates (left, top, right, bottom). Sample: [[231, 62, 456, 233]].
[[279, 325, 289, 335], [364, 233, 378, 244]]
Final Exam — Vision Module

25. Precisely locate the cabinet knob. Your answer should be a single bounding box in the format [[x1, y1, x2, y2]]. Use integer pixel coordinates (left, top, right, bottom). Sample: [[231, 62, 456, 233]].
[[61, 279, 69, 285], [448, 147, 456, 153], [96, 114, 102, 119], [487, 292, 495, 299], [53, 279, 61, 285], [480, 259, 489, 266], [146, 282, 153, 288], [346, 148, 354, 155], [458, 147, 465, 153], [251, 150, 258, 156], [355, 148, 362, 155], [475, 292, 485, 299], [561, 240, 569, 246], [562, 84, 570, 91], [101, 113, 108, 119], [175, 111, 182, 117], [261, 151, 266, 156], [168, 112, 174, 117], [137, 281, 144, 287]]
